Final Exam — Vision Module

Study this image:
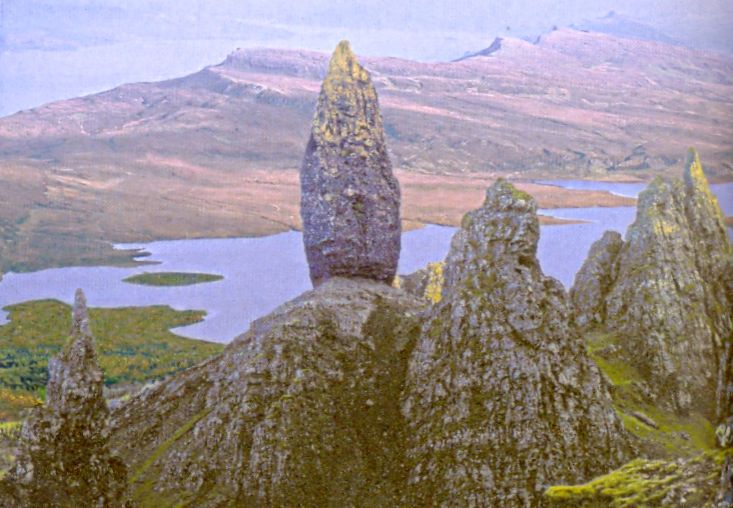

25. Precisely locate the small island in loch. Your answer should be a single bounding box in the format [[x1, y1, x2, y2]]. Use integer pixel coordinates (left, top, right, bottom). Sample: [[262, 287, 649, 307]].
[[122, 272, 224, 287]]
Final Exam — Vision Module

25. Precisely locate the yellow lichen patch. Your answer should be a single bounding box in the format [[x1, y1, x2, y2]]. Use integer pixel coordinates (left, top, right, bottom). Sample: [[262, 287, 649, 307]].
[[545, 450, 727, 507], [311, 40, 384, 153], [685, 148, 712, 197], [684, 148, 726, 221], [424, 262, 445, 304], [652, 219, 678, 236]]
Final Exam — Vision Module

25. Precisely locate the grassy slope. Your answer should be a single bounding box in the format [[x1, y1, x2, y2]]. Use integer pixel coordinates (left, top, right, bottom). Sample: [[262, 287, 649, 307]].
[[123, 272, 223, 287], [545, 329, 722, 506], [0, 299, 224, 420]]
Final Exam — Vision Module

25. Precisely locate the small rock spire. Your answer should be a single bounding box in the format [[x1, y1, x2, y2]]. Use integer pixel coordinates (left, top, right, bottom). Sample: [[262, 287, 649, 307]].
[[5, 289, 129, 506], [71, 287, 92, 340], [404, 179, 628, 505]]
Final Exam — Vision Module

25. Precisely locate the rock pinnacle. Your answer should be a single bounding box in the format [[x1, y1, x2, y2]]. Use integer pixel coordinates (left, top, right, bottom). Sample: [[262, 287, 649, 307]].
[[300, 40, 401, 286]]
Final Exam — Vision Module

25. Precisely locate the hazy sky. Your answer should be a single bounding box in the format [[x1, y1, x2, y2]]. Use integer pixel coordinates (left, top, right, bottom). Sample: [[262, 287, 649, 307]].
[[1, 0, 732, 116]]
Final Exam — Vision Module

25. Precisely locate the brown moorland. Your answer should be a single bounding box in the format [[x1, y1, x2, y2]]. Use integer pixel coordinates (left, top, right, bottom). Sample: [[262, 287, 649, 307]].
[[1, 29, 730, 271]]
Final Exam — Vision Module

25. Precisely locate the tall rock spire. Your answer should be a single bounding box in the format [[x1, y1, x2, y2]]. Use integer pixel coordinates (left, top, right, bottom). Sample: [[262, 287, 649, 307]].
[[300, 40, 401, 286], [403, 180, 629, 506], [6, 289, 128, 506]]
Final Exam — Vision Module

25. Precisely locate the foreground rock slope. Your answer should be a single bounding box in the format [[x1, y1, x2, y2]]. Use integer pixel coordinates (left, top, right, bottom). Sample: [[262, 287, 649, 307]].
[[300, 40, 401, 286], [2, 289, 128, 506], [109, 278, 422, 506], [403, 179, 629, 506], [572, 148, 732, 417]]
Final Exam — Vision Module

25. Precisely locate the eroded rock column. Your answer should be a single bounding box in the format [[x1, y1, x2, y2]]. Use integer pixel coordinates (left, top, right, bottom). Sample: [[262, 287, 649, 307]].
[[300, 40, 401, 286]]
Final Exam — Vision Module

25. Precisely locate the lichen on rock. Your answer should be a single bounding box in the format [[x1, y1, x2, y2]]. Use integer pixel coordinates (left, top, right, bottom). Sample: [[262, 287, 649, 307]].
[[403, 179, 629, 507], [300, 40, 401, 286], [398, 261, 445, 304], [572, 149, 732, 417]]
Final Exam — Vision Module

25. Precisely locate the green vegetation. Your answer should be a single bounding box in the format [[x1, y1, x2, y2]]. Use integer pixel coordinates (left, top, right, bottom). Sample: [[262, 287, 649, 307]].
[[585, 330, 715, 458], [0, 299, 223, 419], [123, 272, 223, 287], [545, 329, 723, 506], [545, 451, 727, 507]]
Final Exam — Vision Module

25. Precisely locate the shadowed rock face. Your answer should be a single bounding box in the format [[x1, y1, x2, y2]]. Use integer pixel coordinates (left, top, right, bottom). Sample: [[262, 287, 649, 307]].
[[300, 40, 401, 286], [573, 149, 732, 417], [4, 289, 128, 507], [109, 278, 422, 506], [403, 179, 629, 507], [571, 230, 623, 328]]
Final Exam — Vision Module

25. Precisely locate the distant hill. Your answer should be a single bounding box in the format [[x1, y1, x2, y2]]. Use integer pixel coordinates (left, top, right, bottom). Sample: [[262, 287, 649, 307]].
[[571, 11, 681, 46], [0, 28, 731, 271]]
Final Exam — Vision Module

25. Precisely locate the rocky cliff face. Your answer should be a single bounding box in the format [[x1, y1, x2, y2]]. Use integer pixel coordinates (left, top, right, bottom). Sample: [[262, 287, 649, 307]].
[[403, 179, 629, 507], [3, 289, 128, 507], [300, 40, 401, 286], [109, 278, 422, 506], [572, 149, 732, 416]]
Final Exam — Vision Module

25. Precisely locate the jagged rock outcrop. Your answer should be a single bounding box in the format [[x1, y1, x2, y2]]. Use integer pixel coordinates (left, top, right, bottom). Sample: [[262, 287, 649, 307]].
[[4, 289, 128, 507], [109, 278, 421, 506], [397, 261, 444, 304], [300, 40, 401, 286], [571, 149, 732, 416], [570, 230, 623, 328], [403, 179, 629, 507]]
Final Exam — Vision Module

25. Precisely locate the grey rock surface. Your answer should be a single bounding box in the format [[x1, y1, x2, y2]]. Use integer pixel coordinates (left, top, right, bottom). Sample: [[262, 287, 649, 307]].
[[571, 230, 623, 328], [572, 149, 732, 416], [403, 179, 629, 507], [300, 40, 401, 286], [109, 278, 422, 506], [4, 289, 128, 507]]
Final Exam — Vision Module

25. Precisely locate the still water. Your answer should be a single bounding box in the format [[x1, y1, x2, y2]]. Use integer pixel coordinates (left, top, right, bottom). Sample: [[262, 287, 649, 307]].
[[0, 181, 729, 343]]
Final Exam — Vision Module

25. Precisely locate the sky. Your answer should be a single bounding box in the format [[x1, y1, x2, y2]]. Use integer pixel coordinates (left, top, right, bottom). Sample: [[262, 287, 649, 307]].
[[1, 0, 732, 116]]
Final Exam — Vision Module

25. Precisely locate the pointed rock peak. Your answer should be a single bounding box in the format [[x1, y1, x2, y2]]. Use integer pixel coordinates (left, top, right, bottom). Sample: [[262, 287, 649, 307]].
[[313, 40, 381, 149], [684, 147, 721, 212], [71, 288, 92, 340], [326, 40, 366, 82], [481, 178, 536, 213], [301, 38, 400, 286], [684, 147, 706, 189]]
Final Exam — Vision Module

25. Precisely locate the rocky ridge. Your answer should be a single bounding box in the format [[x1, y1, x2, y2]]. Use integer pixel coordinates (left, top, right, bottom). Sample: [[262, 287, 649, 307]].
[[403, 179, 629, 506], [300, 40, 401, 286], [109, 278, 422, 506], [572, 148, 732, 417]]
